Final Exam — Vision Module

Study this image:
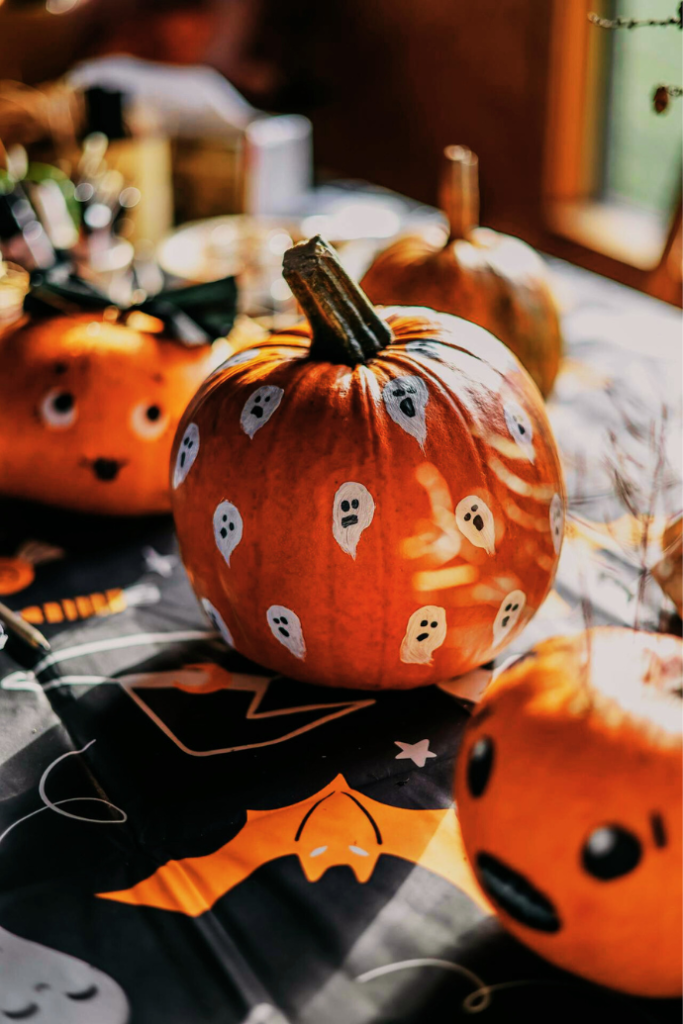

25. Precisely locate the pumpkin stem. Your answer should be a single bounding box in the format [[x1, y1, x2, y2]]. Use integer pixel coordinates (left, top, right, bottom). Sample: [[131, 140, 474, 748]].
[[283, 235, 392, 365], [439, 145, 480, 241]]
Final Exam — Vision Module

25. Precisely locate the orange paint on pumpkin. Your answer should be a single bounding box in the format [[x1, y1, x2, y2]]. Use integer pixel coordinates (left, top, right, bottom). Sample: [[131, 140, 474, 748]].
[[455, 628, 683, 997], [361, 146, 563, 397], [0, 557, 35, 595], [172, 237, 564, 689]]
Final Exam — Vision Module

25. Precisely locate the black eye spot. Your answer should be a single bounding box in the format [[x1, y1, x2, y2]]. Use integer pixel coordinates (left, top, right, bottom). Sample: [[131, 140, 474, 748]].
[[66, 985, 99, 1001], [280, 616, 288, 625], [420, 619, 428, 627], [467, 736, 494, 797], [505, 604, 512, 611], [582, 825, 642, 880], [471, 504, 478, 512], [341, 500, 350, 512], [431, 621, 438, 628], [254, 395, 262, 403], [512, 604, 519, 611], [273, 617, 280, 624], [265, 395, 271, 402], [393, 389, 405, 397], [222, 515, 227, 522], [53, 391, 74, 413], [146, 404, 161, 421], [351, 499, 359, 509], [464, 513, 471, 522]]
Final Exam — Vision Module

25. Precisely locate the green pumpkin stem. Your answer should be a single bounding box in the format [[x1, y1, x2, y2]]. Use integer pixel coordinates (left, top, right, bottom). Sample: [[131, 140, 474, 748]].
[[440, 145, 480, 241], [283, 235, 392, 365]]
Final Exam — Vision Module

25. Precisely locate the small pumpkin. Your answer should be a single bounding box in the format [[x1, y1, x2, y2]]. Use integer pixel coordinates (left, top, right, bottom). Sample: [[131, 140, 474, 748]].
[[0, 311, 224, 515], [361, 146, 563, 397], [455, 627, 683, 997], [171, 236, 564, 690]]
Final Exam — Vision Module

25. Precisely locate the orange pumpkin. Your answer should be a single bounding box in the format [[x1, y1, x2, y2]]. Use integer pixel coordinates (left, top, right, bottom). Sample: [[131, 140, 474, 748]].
[[171, 236, 564, 690], [361, 146, 563, 397], [0, 311, 224, 515], [455, 627, 683, 996]]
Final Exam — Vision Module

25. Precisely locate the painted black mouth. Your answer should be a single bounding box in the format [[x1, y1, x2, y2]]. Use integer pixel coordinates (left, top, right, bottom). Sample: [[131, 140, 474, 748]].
[[250, 406, 263, 418], [417, 632, 429, 642], [473, 514, 484, 532], [476, 852, 561, 933], [341, 514, 359, 528], [400, 397, 415, 418], [92, 458, 123, 482]]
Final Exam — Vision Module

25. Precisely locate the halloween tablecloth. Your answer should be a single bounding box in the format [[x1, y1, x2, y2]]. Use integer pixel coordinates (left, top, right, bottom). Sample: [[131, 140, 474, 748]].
[[0, 260, 680, 1024]]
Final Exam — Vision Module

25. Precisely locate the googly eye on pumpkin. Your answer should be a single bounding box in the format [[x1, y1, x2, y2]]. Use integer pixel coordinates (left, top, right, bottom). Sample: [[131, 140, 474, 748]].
[[39, 388, 77, 429], [130, 402, 170, 441], [581, 824, 642, 881]]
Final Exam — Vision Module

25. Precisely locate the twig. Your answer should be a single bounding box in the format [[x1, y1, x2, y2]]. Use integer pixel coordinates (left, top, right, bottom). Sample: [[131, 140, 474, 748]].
[[588, 4, 682, 30]]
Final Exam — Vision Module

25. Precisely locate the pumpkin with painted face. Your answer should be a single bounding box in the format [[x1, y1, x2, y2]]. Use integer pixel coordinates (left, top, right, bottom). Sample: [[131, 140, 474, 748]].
[[171, 236, 564, 689], [361, 146, 563, 397], [455, 627, 683, 997], [0, 311, 224, 515]]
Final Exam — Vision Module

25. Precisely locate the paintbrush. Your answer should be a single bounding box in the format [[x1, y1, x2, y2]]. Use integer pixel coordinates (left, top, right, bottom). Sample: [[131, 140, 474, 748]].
[[0, 600, 51, 653]]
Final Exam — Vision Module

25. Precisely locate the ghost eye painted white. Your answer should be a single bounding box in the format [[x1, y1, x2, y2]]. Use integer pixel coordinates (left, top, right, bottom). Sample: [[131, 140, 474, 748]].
[[240, 385, 284, 439], [173, 423, 200, 489], [382, 375, 429, 448], [130, 401, 170, 441], [213, 500, 243, 566], [39, 388, 77, 429]]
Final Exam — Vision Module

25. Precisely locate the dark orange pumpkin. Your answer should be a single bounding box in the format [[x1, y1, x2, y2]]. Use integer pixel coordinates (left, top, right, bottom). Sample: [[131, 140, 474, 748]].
[[0, 311, 225, 515], [171, 236, 564, 689], [361, 146, 563, 397], [455, 627, 683, 996]]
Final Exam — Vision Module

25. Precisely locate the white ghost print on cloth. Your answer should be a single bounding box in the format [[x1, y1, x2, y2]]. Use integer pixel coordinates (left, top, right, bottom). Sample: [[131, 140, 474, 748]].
[[332, 482, 375, 558], [213, 500, 243, 566], [550, 492, 564, 554], [382, 375, 429, 447], [0, 926, 129, 1024], [504, 400, 535, 462], [173, 422, 199, 489], [240, 385, 284, 439], [455, 496, 496, 555], [267, 605, 306, 660], [400, 606, 447, 665], [493, 589, 526, 647], [201, 597, 235, 647]]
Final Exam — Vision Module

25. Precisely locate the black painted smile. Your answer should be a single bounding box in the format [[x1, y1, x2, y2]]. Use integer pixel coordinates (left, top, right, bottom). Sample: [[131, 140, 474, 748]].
[[417, 632, 429, 642], [476, 852, 561, 933], [341, 514, 359, 528]]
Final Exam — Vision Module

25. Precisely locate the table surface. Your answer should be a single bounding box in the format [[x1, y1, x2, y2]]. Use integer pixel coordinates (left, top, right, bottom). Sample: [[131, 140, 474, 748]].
[[0, 259, 680, 1024]]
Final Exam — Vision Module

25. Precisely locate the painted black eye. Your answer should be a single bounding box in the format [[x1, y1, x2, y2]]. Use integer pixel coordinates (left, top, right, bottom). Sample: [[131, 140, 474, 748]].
[[420, 619, 428, 627], [341, 500, 350, 512], [582, 825, 642, 880], [54, 391, 74, 412], [146, 404, 161, 421], [467, 736, 494, 798], [464, 512, 471, 522], [431, 621, 438, 628], [351, 499, 359, 509]]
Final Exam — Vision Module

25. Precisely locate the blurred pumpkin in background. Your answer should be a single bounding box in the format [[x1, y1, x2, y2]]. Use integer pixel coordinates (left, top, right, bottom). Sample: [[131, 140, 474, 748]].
[[0, 310, 227, 515], [362, 146, 563, 397], [455, 627, 683, 997], [172, 235, 564, 690]]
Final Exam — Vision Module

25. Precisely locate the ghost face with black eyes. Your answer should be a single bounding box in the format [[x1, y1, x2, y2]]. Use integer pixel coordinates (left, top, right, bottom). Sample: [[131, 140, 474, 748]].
[[504, 400, 535, 462], [455, 495, 496, 555], [332, 481, 375, 558], [0, 926, 129, 1024], [492, 589, 526, 647], [455, 628, 683, 997], [240, 385, 284, 439], [382, 375, 429, 447], [549, 492, 564, 554], [267, 605, 306, 660], [201, 597, 234, 647], [213, 500, 244, 566], [173, 422, 200, 488], [400, 606, 447, 665]]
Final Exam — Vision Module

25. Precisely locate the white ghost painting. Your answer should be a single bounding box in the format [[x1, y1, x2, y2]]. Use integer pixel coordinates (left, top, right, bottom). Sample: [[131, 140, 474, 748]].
[[213, 500, 244, 566], [240, 385, 284, 439], [332, 482, 375, 558], [492, 590, 526, 647], [455, 496, 496, 555], [267, 605, 306, 660], [0, 926, 129, 1024], [400, 606, 447, 665], [550, 492, 564, 554], [382, 375, 429, 448], [504, 401, 535, 462], [173, 422, 200, 489], [201, 597, 235, 647]]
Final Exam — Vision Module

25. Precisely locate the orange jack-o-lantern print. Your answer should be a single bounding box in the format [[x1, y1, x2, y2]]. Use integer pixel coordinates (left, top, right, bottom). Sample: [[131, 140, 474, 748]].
[[0, 313, 222, 515], [455, 627, 683, 997]]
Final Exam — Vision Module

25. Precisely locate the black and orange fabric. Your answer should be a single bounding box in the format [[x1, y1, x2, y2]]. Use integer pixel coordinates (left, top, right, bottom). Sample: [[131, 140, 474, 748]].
[[0, 262, 679, 1024]]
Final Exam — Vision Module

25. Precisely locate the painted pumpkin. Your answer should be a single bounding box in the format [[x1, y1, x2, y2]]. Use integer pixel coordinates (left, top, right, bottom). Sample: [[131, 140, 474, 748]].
[[0, 311, 224, 515], [361, 146, 563, 397], [455, 627, 683, 997], [171, 236, 564, 690]]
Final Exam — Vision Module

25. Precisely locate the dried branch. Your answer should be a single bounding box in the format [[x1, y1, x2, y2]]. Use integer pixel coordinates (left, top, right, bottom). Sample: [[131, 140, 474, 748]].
[[588, 4, 682, 30]]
